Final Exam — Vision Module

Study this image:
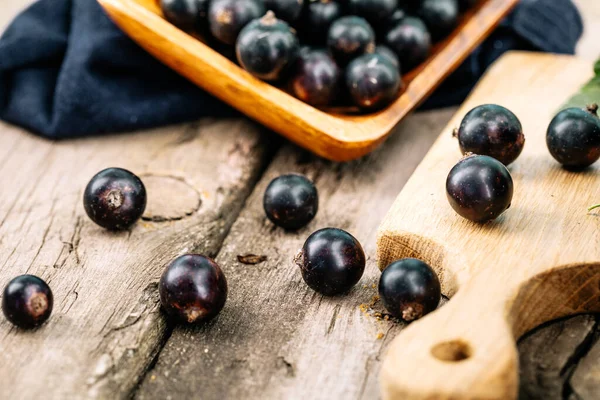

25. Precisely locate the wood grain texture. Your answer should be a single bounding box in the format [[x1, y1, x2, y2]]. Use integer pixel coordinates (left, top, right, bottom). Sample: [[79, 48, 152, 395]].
[[0, 118, 272, 399], [97, 0, 518, 161], [134, 109, 456, 400], [377, 52, 598, 400]]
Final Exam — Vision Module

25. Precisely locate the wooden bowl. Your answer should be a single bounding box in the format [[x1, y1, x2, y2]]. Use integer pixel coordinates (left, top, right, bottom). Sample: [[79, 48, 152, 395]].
[[98, 0, 519, 161]]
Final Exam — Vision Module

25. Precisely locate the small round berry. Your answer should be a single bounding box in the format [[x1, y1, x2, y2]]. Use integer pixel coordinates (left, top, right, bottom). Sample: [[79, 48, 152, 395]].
[[296, 228, 366, 295], [546, 104, 600, 169], [446, 155, 513, 222], [236, 12, 299, 81], [374, 45, 400, 70], [2, 275, 53, 329], [379, 258, 441, 321], [160, 0, 209, 33], [208, 0, 265, 45], [159, 254, 228, 324], [327, 16, 375, 66], [347, 0, 398, 26], [264, 0, 304, 23], [263, 174, 318, 230], [454, 104, 525, 166], [385, 16, 431, 72], [298, 0, 342, 45], [417, 0, 459, 42], [346, 53, 401, 111], [83, 168, 147, 230], [291, 49, 340, 107]]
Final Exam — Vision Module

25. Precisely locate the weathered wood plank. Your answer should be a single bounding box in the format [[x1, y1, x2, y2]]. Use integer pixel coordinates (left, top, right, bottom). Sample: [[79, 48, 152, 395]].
[[135, 108, 456, 400], [568, 320, 600, 399], [0, 118, 272, 399]]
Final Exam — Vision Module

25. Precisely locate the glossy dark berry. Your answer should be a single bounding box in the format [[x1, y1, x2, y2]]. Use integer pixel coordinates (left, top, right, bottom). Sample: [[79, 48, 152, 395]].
[[379, 258, 440, 321], [264, 0, 304, 23], [385, 16, 431, 72], [263, 174, 318, 230], [291, 49, 340, 107], [347, 0, 398, 26], [208, 0, 265, 45], [299, 0, 342, 45], [160, 0, 209, 33], [374, 45, 400, 70], [454, 104, 525, 166], [546, 104, 600, 169], [2, 275, 53, 329], [83, 168, 147, 230], [327, 16, 375, 66], [446, 155, 513, 222], [296, 228, 366, 295], [159, 254, 228, 324], [346, 53, 401, 111], [236, 12, 299, 81], [417, 0, 459, 41]]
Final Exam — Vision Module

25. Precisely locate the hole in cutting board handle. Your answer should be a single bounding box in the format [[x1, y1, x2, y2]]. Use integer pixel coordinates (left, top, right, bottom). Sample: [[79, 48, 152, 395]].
[[431, 339, 473, 362]]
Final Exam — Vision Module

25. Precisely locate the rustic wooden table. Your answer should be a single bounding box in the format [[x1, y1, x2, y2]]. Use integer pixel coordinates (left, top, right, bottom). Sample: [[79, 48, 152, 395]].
[[0, 1, 598, 399]]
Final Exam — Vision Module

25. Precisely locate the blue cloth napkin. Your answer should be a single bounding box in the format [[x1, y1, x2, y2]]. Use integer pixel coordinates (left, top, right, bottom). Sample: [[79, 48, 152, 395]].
[[0, 0, 583, 138]]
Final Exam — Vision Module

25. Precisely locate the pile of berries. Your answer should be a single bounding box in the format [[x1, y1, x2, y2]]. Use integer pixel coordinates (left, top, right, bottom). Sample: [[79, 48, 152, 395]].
[[159, 0, 476, 111]]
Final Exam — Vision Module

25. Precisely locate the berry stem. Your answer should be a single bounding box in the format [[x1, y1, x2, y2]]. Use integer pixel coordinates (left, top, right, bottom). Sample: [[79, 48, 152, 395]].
[[452, 128, 458, 138], [586, 103, 598, 116], [587, 204, 600, 212]]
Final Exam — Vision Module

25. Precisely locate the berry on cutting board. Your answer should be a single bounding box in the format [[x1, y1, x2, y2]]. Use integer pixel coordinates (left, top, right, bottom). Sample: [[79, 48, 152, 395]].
[[446, 154, 513, 222], [263, 173, 319, 230], [378, 258, 441, 321], [2, 275, 53, 329], [295, 228, 366, 296]]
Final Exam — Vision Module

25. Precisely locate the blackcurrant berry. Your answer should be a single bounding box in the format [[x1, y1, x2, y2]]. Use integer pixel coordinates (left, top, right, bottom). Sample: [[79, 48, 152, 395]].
[[159, 254, 228, 324], [2, 275, 53, 329], [264, 0, 304, 23], [83, 168, 147, 230], [327, 16, 375, 66], [346, 53, 401, 111], [374, 45, 400, 70], [546, 104, 600, 169], [417, 0, 459, 42], [379, 8, 406, 36], [379, 258, 441, 321], [263, 174, 318, 230], [298, 0, 342, 45], [208, 0, 265, 45], [160, 0, 209, 33], [446, 155, 513, 222], [454, 104, 525, 166], [295, 228, 366, 296], [291, 49, 340, 107], [347, 0, 398, 26], [236, 12, 299, 81], [385, 16, 431, 72]]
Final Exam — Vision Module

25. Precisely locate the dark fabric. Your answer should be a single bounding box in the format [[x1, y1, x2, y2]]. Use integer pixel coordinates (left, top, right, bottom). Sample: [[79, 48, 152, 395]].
[[0, 0, 583, 138]]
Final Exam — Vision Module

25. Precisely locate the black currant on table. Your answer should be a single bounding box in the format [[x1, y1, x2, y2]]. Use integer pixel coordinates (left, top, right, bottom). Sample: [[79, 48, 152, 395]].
[[385, 16, 431, 72], [327, 16, 375, 66], [346, 53, 401, 111], [446, 154, 513, 222], [208, 0, 265, 45], [236, 12, 299, 81], [374, 45, 400, 70], [263, 174, 318, 230], [2, 275, 53, 329], [378, 258, 441, 321], [347, 0, 398, 26], [291, 49, 340, 107], [264, 0, 304, 23], [159, 254, 228, 324], [546, 104, 600, 169], [295, 228, 366, 296], [417, 0, 459, 42], [160, 0, 209, 33], [298, 0, 342, 45], [454, 104, 525, 166], [83, 167, 147, 230]]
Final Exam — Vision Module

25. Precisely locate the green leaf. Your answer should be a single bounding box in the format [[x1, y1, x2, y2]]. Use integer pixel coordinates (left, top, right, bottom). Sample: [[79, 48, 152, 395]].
[[562, 57, 600, 109]]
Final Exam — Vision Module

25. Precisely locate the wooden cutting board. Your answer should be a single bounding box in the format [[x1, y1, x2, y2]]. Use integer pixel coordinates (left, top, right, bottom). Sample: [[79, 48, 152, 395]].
[[376, 51, 599, 400]]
